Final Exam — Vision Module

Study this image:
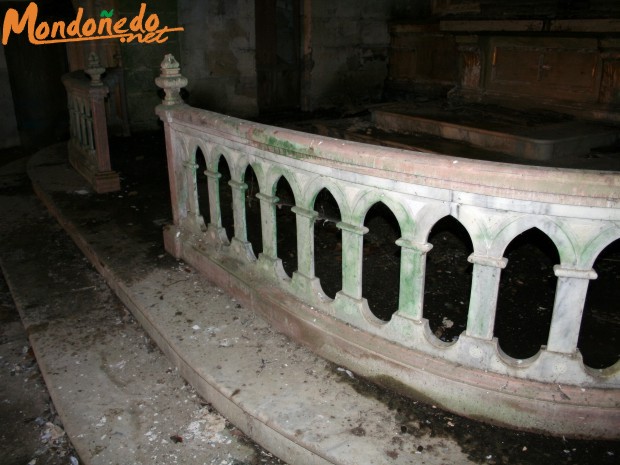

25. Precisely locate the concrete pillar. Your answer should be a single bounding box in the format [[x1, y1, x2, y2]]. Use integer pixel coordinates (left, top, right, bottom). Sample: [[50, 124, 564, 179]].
[[547, 266, 598, 354], [466, 254, 508, 340]]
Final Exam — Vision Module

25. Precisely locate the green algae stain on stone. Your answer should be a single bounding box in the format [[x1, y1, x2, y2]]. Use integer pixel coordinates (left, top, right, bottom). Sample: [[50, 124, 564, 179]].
[[267, 136, 305, 156]]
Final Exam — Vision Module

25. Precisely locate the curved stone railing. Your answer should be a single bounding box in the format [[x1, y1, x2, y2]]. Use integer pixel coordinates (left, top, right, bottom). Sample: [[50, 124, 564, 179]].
[[155, 55, 620, 439]]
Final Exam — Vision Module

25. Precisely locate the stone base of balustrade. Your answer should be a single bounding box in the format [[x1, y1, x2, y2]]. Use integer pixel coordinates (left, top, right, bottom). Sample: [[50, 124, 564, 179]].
[[68, 145, 120, 194], [163, 224, 182, 258], [91, 171, 121, 193], [171, 233, 620, 440], [230, 238, 257, 263], [206, 223, 229, 245], [291, 272, 330, 305], [255, 254, 289, 282]]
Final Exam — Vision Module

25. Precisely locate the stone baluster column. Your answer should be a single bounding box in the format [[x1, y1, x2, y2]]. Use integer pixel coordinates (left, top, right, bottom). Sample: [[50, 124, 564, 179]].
[[465, 254, 507, 340], [183, 159, 205, 232], [395, 239, 433, 320], [77, 99, 87, 148], [68, 96, 77, 141], [229, 180, 249, 241], [291, 206, 319, 279], [546, 266, 597, 354], [204, 168, 229, 244], [256, 193, 279, 259], [228, 179, 255, 260], [291, 206, 324, 299], [255, 192, 289, 279], [337, 221, 368, 301]]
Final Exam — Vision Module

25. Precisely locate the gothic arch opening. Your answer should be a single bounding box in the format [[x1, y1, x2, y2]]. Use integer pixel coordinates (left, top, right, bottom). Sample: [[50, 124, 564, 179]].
[[196, 147, 210, 225], [495, 228, 559, 360], [275, 176, 297, 277], [244, 165, 262, 257], [362, 202, 401, 321], [579, 238, 620, 369], [217, 156, 234, 241], [313, 188, 342, 299], [424, 216, 473, 343]]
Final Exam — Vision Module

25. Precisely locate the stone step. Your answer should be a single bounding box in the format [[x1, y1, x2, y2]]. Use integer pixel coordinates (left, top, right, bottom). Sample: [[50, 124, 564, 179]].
[[0, 157, 278, 465]]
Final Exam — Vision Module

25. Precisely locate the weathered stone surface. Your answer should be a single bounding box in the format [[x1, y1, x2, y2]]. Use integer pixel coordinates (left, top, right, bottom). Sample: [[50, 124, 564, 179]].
[[156, 98, 620, 438]]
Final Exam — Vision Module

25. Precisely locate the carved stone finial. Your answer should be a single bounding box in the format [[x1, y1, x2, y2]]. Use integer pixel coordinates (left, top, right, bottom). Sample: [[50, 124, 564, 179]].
[[155, 54, 188, 106], [85, 52, 105, 86]]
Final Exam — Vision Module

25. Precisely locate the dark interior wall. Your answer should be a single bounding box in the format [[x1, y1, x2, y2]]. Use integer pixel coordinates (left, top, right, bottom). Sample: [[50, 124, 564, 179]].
[[304, 0, 435, 111], [386, 0, 620, 120], [305, 0, 392, 110], [139, 0, 620, 118], [0, 41, 20, 149], [116, 0, 181, 131], [176, 0, 433, 116], [430, 0, 620, 18], [256, 0, 301, 113], [178, 0, 258, 118], [1, 1, 73, 149]]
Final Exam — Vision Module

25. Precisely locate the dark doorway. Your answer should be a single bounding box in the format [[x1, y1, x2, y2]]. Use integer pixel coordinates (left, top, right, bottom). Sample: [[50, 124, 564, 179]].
[[255, 0, 301, 113]]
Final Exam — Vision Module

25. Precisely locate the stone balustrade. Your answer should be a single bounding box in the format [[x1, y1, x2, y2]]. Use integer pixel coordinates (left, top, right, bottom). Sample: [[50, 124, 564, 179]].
[[62, 53, 120, 193], [155, 55, 619, 439]]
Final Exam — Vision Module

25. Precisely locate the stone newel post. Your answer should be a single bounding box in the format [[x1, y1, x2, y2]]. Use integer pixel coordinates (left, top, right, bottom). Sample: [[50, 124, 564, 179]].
[[85, 52, 105, 86], [156, 54, 189, 258], [155, 54, 188, 106]]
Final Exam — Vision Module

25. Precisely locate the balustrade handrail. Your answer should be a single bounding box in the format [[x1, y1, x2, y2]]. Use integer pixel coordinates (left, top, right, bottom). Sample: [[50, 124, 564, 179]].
[[167, 109, 620, 209], [155, 54, 619, 439]]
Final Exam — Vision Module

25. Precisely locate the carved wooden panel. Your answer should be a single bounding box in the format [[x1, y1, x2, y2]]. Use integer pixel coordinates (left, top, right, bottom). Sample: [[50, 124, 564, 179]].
[[599, 59, 620, 105], [432, 0, 480, 15], [389, 25, 458, 85], [487, 38, 602, 103]]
